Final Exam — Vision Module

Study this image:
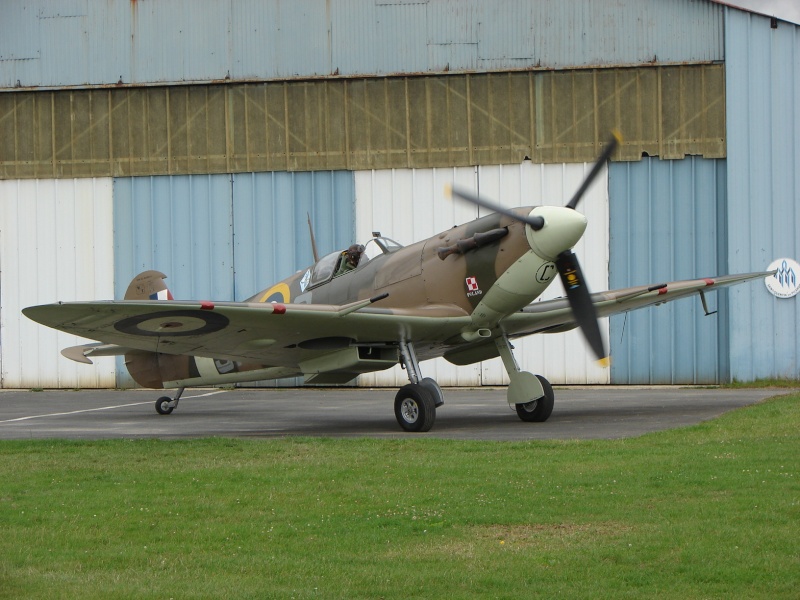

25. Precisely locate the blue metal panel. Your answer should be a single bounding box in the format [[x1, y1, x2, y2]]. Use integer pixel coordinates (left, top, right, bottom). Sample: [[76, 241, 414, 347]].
[[113, 171, 354, 300], [0, 4, 39, 60], [113, 170, 354, 387], [608, 157, 726, 384], [3, 0, 725, 90], [230, 170, 354, 388], [230, 2, 331, 79], [231, 171, 355, 301], [724, 9, 800, 380], [474, 0, 724, 71], [113, 174, 234, 387], [113, 175, 234, 302]]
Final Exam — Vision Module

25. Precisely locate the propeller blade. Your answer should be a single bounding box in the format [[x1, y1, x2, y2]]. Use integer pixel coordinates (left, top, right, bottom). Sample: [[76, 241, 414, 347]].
[[446, 184, 544, 230], [555, 250, 608, 362], [565, 131, 622, 211]]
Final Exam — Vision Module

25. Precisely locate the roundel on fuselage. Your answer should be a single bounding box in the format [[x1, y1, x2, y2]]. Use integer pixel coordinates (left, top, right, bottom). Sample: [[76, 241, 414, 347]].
[[258, 282, 291, 304]]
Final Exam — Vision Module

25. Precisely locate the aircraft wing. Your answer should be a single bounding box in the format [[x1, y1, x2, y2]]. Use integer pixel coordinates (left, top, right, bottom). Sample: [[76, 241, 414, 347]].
[[22, 299, 472, 365], [501, 271, 772, 337], [24, 271, 771, 369]]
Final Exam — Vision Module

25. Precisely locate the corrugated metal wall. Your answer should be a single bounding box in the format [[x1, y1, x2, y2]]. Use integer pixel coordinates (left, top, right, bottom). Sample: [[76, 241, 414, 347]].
[[354, 161, 610, 387], [608, 157, 727, 384], [1, 0, 724, 90], [724, 9, 800, 380], [0, 65, 728, 179], [113, 171, 355, 387], [0, 178, 115, 388]]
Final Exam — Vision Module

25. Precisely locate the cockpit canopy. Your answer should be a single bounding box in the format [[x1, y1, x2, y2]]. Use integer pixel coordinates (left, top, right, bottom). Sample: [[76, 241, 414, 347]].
[[307, 236, 403, 289], [363, 236, 403, 260]]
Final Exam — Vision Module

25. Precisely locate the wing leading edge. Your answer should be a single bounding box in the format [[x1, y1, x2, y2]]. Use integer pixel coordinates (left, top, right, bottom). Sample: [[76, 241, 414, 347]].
[[22, 300, 472, 366], [501, 271, 773, 338]]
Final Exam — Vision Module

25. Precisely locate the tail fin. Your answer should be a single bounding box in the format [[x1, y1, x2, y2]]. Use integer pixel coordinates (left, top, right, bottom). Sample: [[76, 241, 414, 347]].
[[124, 270, 174, 301]]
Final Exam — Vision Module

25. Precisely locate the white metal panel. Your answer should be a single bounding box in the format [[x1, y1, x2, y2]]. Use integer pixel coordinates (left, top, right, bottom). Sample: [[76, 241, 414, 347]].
[[477, 163, 610, 386], [0, 178, 115, 388], [354, 162, 609, 387], [355, 166, 479, 387]]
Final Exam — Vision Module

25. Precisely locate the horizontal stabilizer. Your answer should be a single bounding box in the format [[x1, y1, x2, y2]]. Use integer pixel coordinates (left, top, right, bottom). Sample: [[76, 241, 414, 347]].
[[61, 343, 133, 364]]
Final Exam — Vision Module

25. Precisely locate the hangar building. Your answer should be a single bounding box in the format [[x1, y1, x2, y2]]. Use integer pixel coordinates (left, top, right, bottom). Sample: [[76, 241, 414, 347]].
[[0, 0, 798, 388]]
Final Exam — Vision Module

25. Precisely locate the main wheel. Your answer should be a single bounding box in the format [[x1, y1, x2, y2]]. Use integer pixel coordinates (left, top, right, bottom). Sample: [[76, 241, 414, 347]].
[[155, 396, 174, 415], [515, 375, 554, 423], [394, 384, 436, 432]]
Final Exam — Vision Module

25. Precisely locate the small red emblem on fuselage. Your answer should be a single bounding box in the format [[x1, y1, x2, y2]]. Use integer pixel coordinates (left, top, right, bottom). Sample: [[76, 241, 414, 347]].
[[466, 276, 482, 297]]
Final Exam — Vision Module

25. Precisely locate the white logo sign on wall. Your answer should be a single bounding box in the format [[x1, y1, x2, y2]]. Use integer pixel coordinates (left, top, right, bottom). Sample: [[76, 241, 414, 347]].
[[765, 258, 800, 298]]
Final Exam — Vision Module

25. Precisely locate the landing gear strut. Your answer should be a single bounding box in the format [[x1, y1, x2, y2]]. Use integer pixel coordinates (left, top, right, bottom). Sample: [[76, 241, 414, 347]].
[[155, 387, 185, 415], [394, 341, 440, 432], [495, 335, 554, 423]]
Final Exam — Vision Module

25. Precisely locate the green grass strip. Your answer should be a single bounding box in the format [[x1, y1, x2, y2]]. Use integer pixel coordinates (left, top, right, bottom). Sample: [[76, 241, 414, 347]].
[[1, 392, 798, 599]]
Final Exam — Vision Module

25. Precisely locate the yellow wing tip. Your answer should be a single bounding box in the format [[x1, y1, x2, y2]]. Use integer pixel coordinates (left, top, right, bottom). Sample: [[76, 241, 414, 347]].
[[597, 356, 612, 368]]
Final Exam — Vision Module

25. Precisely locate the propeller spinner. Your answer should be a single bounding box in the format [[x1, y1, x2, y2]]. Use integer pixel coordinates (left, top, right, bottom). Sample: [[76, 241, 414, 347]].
[[447, 133, 621, 363]]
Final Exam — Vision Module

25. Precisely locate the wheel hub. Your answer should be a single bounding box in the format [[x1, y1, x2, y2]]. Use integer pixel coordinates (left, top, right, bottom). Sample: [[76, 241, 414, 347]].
[[400, 398, 419, 423]]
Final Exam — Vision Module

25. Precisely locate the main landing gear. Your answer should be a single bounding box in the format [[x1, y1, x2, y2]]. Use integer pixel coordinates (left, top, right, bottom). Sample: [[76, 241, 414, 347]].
[[155, 387, 185, 415], [392, 337, 554, 432], [495, 335, 554, 422], [514, 374, 554, 422], [394, 341, 444, 432]]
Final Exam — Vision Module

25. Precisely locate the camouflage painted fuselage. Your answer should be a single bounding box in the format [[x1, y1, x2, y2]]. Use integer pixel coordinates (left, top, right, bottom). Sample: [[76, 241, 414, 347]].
[[125, 208, 556, 388], [257, 209, 533, 314]]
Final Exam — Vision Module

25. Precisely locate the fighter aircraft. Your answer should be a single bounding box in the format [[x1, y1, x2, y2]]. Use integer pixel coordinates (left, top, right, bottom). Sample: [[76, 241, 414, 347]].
[[23, 134, 770, 432]]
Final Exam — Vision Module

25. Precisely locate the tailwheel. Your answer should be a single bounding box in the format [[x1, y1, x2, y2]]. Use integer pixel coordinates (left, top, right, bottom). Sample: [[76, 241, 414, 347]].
[[154, 387, 185, 415], [394, 384, 436, 432], [155, 396, 174, 415], [515, 375, 554, 423]]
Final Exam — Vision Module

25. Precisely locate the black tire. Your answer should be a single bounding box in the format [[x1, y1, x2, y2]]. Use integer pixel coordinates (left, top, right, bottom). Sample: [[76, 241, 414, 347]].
[[394, 384, 436, 432], [515, 375, 554, 423], [155, 396, 174, 415]]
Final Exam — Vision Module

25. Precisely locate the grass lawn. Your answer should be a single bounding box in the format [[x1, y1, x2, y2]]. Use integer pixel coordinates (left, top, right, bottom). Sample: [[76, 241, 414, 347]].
[[1, 392, 798, 599]]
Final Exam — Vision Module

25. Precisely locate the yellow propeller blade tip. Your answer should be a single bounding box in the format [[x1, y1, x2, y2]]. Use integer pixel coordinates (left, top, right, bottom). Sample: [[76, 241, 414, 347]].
[[443, 183, 453, 198], [611, 129, 623, 144], [597, 356, 612, 368]]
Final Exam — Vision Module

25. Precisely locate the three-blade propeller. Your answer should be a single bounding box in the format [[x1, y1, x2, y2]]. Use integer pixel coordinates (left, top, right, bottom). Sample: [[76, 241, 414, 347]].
[[449, 132, 620, 363]]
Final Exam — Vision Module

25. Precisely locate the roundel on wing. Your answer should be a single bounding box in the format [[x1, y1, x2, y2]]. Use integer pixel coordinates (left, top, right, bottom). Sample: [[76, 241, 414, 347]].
[[259, 282, 291, 304], [114, 310, 230, 337]]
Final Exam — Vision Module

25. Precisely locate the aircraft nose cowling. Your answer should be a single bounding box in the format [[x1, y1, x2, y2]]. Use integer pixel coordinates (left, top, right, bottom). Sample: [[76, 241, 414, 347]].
[[525, 206, 588, 261]]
